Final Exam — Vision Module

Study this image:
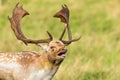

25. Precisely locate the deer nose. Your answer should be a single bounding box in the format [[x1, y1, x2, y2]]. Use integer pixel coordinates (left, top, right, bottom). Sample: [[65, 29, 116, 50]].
[[62, 48, 67, 53]]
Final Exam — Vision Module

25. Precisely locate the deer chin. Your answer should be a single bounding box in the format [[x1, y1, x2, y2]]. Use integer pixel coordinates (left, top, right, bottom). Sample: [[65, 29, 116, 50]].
[[58, 49, 67, 59]]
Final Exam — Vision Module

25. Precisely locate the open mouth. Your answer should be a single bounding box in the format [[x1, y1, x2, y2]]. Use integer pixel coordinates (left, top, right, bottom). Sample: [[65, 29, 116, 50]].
[[58, 49, 67, 58]]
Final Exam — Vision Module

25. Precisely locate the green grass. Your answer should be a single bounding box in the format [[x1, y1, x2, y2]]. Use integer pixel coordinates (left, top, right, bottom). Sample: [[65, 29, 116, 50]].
[[0, 0, 120, 80]]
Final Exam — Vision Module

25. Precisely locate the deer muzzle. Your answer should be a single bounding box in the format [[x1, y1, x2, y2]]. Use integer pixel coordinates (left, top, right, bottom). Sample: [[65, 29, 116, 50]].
[[58, 48, 67, 58]]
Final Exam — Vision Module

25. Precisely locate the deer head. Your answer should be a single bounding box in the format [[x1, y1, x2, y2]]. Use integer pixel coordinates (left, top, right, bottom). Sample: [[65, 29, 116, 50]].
[[8, 3, 81, 65]]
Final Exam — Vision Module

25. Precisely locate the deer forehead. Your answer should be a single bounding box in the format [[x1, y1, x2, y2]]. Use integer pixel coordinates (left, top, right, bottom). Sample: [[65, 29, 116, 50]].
[[49, 41, 65, 47]]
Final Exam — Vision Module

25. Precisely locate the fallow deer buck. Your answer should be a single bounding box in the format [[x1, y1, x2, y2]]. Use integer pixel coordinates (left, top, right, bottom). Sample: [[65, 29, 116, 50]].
[[0, 3, 81, 80]]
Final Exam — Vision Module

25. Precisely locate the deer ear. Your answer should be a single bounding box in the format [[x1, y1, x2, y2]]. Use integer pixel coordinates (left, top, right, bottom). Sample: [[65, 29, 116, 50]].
[[37, 44, 50, 52]]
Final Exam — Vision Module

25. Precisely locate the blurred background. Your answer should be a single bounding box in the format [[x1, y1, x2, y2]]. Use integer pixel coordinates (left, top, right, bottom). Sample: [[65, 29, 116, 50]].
[[0, 0, 120, 80]]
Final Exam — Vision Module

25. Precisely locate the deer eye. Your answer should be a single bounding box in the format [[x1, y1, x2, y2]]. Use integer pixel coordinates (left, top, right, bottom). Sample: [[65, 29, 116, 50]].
[[50, 46, 55, 49], [56, 41, 60, 44]]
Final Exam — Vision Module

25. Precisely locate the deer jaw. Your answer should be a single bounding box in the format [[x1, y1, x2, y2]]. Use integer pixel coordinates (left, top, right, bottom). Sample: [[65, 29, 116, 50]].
[[38, 40, 67, 65]]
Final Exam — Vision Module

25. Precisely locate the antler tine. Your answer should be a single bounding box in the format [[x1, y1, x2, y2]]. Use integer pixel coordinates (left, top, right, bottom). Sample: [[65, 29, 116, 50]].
[[54, 4, 81, 45], [62, 36, 81, 46], [8, 3, 53, 45], [59, 26, 67, 40]]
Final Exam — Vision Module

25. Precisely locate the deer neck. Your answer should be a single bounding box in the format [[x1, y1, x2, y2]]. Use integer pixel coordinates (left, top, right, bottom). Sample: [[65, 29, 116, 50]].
[[33, 53, 60, 70], [35, 53, 60, 79]]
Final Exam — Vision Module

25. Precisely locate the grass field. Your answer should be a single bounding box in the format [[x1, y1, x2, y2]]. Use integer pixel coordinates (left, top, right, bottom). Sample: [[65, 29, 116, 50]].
[[0, 0, 120, 80]]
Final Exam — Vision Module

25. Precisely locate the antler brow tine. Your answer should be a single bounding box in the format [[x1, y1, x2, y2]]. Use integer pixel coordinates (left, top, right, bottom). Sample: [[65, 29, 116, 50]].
[[8, 3, 53, 45]]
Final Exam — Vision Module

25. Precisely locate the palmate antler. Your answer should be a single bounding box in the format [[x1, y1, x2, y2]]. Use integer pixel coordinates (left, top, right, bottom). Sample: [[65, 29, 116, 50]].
[[8, 3, 80, 46], [8, 3, 53, 45], [54, 5, 81, 45]]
